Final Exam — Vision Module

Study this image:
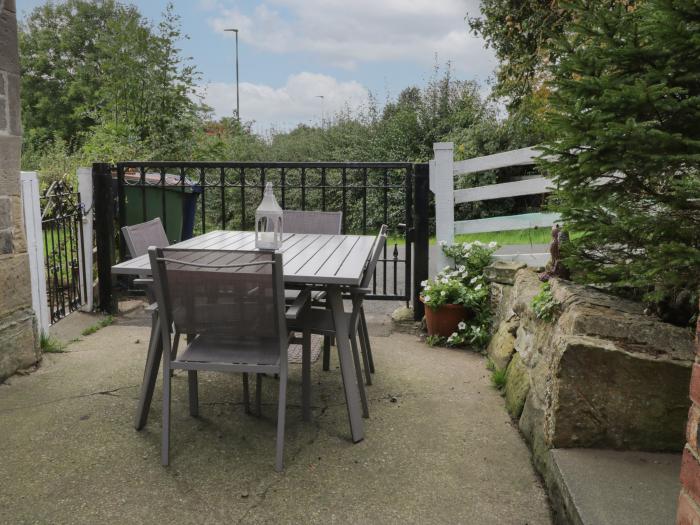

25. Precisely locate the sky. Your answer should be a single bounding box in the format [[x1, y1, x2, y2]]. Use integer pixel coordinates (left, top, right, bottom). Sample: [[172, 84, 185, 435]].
[[18, 0, 498, 132]]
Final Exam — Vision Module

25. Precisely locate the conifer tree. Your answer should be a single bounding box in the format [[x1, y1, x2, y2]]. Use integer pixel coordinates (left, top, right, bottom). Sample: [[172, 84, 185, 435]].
[[541, 0, 700, 322]]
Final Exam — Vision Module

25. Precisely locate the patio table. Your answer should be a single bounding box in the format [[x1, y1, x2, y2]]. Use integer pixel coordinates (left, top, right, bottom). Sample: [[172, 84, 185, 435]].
[[112, 230, 376, 443]]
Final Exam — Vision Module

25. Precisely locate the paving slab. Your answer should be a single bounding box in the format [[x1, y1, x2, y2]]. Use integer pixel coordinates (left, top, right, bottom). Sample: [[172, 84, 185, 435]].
[[0, 307, 551, 524], [550, 448, 681, 525]]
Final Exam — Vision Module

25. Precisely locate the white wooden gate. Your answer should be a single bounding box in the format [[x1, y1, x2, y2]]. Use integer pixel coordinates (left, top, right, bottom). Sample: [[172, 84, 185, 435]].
[[429, 142, 559, 269]]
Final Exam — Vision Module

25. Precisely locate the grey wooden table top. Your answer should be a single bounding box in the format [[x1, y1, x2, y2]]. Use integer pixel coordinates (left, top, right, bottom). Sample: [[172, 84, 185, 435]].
[[111, 230, 376, 286]]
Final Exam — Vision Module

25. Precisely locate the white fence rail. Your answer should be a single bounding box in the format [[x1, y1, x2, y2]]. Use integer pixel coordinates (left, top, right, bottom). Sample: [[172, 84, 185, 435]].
[[429, 142, 558, 269]]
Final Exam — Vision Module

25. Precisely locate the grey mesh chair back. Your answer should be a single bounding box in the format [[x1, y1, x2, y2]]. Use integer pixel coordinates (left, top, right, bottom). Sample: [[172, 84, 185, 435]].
[[360, 225, 388, 289], [276, 210, 343, 235], [122, 218, 170, 258], [153, 249, 286, 346]]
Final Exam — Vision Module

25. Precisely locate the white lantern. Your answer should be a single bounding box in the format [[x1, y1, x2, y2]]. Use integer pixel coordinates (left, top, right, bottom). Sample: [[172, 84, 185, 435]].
[[255, 182, 283, 250]]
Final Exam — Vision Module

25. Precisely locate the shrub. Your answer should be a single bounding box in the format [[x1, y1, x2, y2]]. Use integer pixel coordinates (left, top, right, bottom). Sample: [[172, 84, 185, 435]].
[[541, 0, 700, 325], [531, 282, 559, 323]]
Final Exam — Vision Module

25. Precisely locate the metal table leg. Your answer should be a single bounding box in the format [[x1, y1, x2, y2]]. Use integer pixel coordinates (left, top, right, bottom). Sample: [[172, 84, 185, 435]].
[[134, 309, 163, 430], [326, 285, 365, 442]]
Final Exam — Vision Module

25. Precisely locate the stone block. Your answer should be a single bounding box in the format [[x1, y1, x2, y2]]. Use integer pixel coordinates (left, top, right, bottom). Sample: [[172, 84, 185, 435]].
[[0, 135, 21, 195], [504, 352, 529, 418], [0, 253, 31, 317], [548, 335, 691, 451], [0, 310, 38, 382], [484, 261, 527, 285], [486, 318, 517, 371], [5, 71, 20, 135], [10, 195, 24, 253], [0, 229, 11, 254], [489, 282, 514, 326], [0, 196, 10, 228], [0, 7, 19, 74]]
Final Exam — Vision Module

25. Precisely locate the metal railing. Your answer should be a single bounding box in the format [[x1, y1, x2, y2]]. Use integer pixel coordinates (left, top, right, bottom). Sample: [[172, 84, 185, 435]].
[[40, 181, 87, 323]]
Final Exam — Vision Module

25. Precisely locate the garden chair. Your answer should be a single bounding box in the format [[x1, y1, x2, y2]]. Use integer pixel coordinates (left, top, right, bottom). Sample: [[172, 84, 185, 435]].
[[121, 217, 170, 259], [148, 247, 308, 471], [288, 225, 387, 420], [272, 210, 343, 371]]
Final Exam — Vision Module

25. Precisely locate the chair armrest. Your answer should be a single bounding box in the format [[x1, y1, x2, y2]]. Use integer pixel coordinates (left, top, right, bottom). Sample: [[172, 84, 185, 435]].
[[145, 303, 158, 312], [285, 288, 311, 320], [350, 287, 372, 296]]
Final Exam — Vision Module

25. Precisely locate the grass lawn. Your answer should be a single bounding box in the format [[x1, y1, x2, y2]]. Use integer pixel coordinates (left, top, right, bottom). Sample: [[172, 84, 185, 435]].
[[387, 227, 553, 247]]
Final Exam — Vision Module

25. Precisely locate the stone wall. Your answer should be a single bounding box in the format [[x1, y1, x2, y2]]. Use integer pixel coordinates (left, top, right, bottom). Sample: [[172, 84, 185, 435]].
[[0, 0, 39, 381], [677, 304, 700, 524], [485, 262, 694, 473]]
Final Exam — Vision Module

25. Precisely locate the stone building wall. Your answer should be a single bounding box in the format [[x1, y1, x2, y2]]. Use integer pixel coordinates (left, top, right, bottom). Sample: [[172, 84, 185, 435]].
[[0, 0, 39, 381], [677, 305, 700, 524]]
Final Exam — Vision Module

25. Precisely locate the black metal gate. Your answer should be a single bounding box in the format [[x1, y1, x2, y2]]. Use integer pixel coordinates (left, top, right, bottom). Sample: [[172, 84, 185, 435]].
[[113, 161, 416, 302], [41, 181, 87, 324]]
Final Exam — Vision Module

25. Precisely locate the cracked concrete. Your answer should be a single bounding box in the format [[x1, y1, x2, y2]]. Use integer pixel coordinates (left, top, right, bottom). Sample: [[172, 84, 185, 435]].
[[0, 307, 551, 524]]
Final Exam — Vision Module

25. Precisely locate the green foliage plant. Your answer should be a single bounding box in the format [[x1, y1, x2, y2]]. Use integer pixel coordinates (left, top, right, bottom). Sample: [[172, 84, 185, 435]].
[[421, 241, 499, 350], [531, 282, 559, 323], [40, 334, 67, 354], [81, 316, 114, 337], [491, 368, 507, 390]]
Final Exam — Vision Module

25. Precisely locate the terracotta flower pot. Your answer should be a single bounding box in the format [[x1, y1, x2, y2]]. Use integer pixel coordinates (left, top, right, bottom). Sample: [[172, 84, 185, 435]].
[[421, 299, 469, 337]]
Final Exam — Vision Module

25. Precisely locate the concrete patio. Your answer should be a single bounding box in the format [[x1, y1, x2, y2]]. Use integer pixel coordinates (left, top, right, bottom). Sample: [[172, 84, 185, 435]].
[[0, 305, 551, 524]]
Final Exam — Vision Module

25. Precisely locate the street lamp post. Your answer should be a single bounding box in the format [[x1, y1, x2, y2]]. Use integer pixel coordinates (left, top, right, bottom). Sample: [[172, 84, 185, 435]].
[[224, 28, 240, 122], [316, 95, 325, 128]]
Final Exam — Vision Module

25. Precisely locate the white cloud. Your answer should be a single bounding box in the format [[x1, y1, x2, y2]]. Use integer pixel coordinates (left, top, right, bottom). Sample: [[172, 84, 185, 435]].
[[200, 72, 370, 132], [208, 0, 496, 76]]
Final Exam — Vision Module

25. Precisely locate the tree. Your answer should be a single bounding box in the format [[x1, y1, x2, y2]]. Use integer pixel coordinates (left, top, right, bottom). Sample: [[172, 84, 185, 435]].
[[19, 0, 203, 157], [541, 0, 700, 323]]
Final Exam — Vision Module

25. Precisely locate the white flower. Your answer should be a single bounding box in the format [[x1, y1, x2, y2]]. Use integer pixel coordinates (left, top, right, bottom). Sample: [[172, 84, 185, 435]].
[[424, 285, 431, 291], [441, 277, 449, 284], [462, 242, 472, 250], [458, 321, 466, 330], [424, 295, 431, 302], [475, 284, 483, 291], [473, 240, 483, 246], [443, 265, 451, 271], [470, 276, 478, 284], [448, 332, 458, 340], [458, 265, 466, 272], [488, 241, 498, 249], [438, 240, 447, 247], [461, 272, 469, 278], [421, 280, 428, 287], [441, 290, 447, 296]]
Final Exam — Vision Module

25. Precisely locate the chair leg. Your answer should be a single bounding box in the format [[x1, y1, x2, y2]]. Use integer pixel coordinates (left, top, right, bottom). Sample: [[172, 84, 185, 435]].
[[322, 335, 331, 371], [275, 369, 288, 472], [350, 330, 370, 418], [169, 331, 180, 378], [255, 373, 263, 417], [302, 330, 312, 421], [360, 307, 375, 374], [358, 318, 372, 386], [188, 371, 199, 417], [243, 373, 251, 414], [161, 361, 171, 467]]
